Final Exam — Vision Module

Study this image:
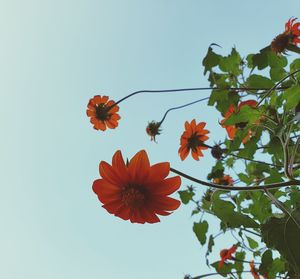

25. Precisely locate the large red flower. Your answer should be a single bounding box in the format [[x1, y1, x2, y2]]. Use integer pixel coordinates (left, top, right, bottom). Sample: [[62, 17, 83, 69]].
[[271, 17, 300, 53], [218, 244, 238, 268], [178, 120, 209, 161], [86, 95, 120, 131], [221, 100, 257, 143], [92, 150, 181, 224]]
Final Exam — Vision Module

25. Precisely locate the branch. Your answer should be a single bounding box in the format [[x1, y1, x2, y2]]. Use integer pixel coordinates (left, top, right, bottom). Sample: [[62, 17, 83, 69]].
[[170, 167, 300, 191]]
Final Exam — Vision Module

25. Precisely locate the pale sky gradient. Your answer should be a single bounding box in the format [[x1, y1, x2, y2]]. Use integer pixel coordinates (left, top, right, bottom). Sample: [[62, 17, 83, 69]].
[[0, 1, 299, 278]]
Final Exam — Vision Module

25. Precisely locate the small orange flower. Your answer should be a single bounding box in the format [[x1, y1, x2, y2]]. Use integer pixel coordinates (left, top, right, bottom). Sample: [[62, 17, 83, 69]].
[[250, 261, 261, 279], [218, 244, 238, 268], [93, 150, 181, 224], [271, 17, 300, 53], [146, 121, 161, 142], [178, 120, 209, 161], [221, 100, 257, 143], [213, 175, 234, 186], [86, 95, 120, 131]]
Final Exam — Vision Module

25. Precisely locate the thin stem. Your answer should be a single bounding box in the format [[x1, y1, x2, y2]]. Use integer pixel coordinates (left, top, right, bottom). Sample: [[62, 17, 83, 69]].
[[257, 69, 300, 106], [228, 152, 281, 167], [240, 228, 261, 237], [170, 167, 300, 191], [106, 86, 290, 111], [159, 97, 209, 125]]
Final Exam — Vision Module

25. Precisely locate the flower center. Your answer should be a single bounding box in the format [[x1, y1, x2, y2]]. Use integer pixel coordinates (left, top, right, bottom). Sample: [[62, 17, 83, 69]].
[[95, 104, 110, 121], [121, 185, 146, 208], [187, 133, 203, 151]]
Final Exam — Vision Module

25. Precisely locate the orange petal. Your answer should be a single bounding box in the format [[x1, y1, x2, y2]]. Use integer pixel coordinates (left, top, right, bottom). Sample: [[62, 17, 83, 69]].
[[139, 208, 160, 223], [128, 150, 150, 183], [191, 150, 200, 161], [102, 200, 122, 214], [150, 176, 181, 195], [151, 197, 181, 211], [179, 146, 189, 161], [111, 150, 129, 182], [147, 162, 170, 182], [99, 161, 123, 186]]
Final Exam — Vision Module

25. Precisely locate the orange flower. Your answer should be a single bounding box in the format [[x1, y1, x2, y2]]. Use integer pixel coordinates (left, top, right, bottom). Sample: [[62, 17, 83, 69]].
[[271, 17, 300, 53], [86, 95, 120, 131], [250, 261, 261, 279], [221, 100, 257, 143], [178, 120, 209, 161], [213, 175, 234, 186], [92, 150, 181, 224], [218, 244, 238, 268]]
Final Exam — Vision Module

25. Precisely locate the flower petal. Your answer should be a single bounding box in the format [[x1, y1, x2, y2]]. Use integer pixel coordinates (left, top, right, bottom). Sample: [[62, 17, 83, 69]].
[[128, 150, 150, 183]]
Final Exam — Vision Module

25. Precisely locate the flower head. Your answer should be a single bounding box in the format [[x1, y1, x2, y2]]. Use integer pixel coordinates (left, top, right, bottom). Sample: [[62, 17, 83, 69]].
[[211, 144, 224, 160], [221, 100, 257, 143], [86, 95, 121, 131], [178, 120, 209, 161], [213, 175, 234, 186], [271, 17, 300, 54], [146, 121, 162, 142], [218, 244, 238, 268], [92, 150, 181, 224], [250, 261, 261, 279]]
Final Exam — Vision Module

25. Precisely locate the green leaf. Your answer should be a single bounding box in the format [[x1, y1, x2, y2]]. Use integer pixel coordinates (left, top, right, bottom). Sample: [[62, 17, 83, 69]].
[[264, 169, 284, 184], [270, 68, 286, 81], [193, 220, 209, 245], [261, 208, 300, 273], [237, 138, 258, 159], [267, 51, 288, 69], [211, 261, 235, 276], [208, 89, 228, 106], [224, 105, 261, 126], [212, 197, 259, 228], [219, 48, 242, 75], [248, 50, 269, 70], [178, 190, 194, 205], [246, 236, 259, 249], [259, 249, 273, 274], [247, 74, 275, 89], [290, 58, 300, 72], [202, 46, 222, 74], [238, 173, 252, 184], [283, 85, 300, 110]]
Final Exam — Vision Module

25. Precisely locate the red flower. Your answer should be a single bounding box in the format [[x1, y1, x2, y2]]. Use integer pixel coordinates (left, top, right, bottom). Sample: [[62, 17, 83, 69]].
[[92, 150, 181, 224], [221, 100, 257, 143], [86, 95, 120, 131], [178, 120, 210, 161], [250, 261, 261, 279], [218, 244, 238, 268], [213, 175, 234, 186], [271, 17, 300, 53]]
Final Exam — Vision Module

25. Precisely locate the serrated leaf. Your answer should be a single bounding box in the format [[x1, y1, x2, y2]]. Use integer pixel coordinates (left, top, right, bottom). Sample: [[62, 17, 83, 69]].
[[219, 48, 242, 75], [224, 105, 261, 126], [193, 220, 209, 245]]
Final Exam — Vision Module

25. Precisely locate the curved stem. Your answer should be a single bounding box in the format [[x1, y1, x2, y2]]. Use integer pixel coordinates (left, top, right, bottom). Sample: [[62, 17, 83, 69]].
[[257, 69, 300, 106], [170, 167, 300, 191], [159, 97, 209, 125], [105, 85, 290, 111]]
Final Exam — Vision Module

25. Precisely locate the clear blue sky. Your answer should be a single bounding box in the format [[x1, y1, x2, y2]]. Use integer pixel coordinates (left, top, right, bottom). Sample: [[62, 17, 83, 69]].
[[0, 1, 299, 278]]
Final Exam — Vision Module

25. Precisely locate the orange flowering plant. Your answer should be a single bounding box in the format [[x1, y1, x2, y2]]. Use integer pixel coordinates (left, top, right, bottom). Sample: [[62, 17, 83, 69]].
[[87, 18, 300, 278]]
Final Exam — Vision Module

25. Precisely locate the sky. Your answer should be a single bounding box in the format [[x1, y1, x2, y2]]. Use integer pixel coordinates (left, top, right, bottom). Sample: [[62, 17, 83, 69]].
[[0, 1, 299, 278]]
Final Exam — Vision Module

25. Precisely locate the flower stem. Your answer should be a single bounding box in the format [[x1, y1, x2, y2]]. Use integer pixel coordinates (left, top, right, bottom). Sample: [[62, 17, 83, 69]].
[[158, 97, 209, 125], [105, 86, 290, 111], [191, 270, 252, 279], [257, 69, 300, 106], [170, 167, 300, 191]]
